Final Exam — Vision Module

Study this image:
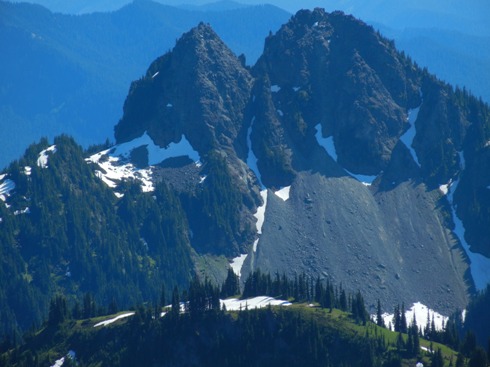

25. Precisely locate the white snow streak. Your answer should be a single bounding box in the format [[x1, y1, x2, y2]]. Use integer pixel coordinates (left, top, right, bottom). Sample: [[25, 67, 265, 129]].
[[152, 71, 159, 78], [0, 178, 15, 202], [230, 254, 248, 277], [446, 154, 490, 290], [315, 124, 376, 185], [345, 169, 377, 186], [50, 356, 65, 367], [277, 109, 284, 116], [246, 117, 263, 188], [14, 207, 30, 215], [400, 107, 421, 167], [50, 351, 76, 367], [315, 123, 337, 161], [274, 186, 290, 201], [112, 132, 199, 165], [37, 145, 57, 168], [24, 166, 32, 176], [221, 296, 291, 311], [93, 312, 135, 328], [253, 190, 268, 253]]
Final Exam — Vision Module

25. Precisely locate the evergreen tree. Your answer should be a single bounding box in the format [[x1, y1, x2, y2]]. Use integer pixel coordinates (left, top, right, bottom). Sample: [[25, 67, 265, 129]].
[[394, 305, 401, 332], [431, 348, 444, 367], [82, 293, 96, 319], [160, 285, 166, 308], [462, 331, 477, 357], [339, 288, 347, 311], [376, 299, 385, 328], [456, 353, 465, 367], [221, 268, 240, 298], [47, 295, 68, 326], [469, 347, 487, 367], [171, 286, 180, 317], [400, 303, 407, 333]]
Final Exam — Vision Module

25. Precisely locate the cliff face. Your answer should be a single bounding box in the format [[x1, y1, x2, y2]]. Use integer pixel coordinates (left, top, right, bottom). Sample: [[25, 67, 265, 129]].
[[109, 9, 490, 311]]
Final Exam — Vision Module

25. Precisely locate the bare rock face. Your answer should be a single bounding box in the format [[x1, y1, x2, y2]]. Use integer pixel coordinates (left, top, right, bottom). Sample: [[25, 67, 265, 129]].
[[253, 9, 420, 176], [243, 171, 469, 314]]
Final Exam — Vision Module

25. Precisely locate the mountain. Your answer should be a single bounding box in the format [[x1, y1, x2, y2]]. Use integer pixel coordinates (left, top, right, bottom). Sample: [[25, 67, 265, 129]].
[[3, 1, 489, 173], [1, 8, 490, 340], [97, 8, 490, 310], [0, 0, 290, 168]]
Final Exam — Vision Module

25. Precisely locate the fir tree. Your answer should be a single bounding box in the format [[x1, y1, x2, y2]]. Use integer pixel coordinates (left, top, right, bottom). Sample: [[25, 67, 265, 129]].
[[400, 303, 407, 333], [376, 299, 385, 328]]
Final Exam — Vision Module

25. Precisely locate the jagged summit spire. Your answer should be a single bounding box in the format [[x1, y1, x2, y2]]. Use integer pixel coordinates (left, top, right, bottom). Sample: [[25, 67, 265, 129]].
[[115, 20, 253, 151]]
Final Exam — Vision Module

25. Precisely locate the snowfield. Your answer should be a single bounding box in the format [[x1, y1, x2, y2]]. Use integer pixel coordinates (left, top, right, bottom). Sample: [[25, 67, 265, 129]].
[[447, 173, 490, 290], [221, 296, 292, 311], [315, 123, 337, 162], [50, 350, 76, 367], [400, 106, 421, 167], [253, 190, 268, 253], [37, 145, 57, 168], [87, 132, 200, 195], [230, 254, 248, 277], [344, 169, 377, 186], [274, 186, 291, 201], [246, 117, 263, 188], [315, 123, 376, 185], [93, 312, 135, 328], [0, 177, 15, 202], [378, 302, 448, 331]]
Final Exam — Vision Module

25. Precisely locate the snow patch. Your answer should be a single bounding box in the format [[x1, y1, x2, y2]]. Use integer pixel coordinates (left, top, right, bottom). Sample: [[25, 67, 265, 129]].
[[50, 351, 76, 367], [439, 182, 450, 196], [152, 71, 159, 78], [230, 254, 248, 278], [199, 175, 207, 184], [0, 178, 15, 202], [400, 107, 421, 167], [87, 132, 200, 194], [271, 85, 281, 93], [345, 169, 377, 186], [293, 86, 300, 92], [277, 109, 283, 116], [255, 190, 268, 235], [14, 207, 30, 215], [222, 296, 291, 311], [379, 302, 448, 331], [166, 103, 173, 108], [253, 190, 268, 253], [274, 186, 290, 201], [111, 132, 199, 166], [315, 123, 337, 162], [24, 166, 32, 176], [246, 117, 263, 188], [446, 160, 490, 290], [313, 21, 319, 27], [94, 312, 135, 327], [37, 145, 57, 168]]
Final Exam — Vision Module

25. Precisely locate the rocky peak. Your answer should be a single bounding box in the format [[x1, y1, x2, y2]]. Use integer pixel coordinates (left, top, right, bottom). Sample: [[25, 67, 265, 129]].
[[252, 8, 421, 176], [115, 22, 253, 157]]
